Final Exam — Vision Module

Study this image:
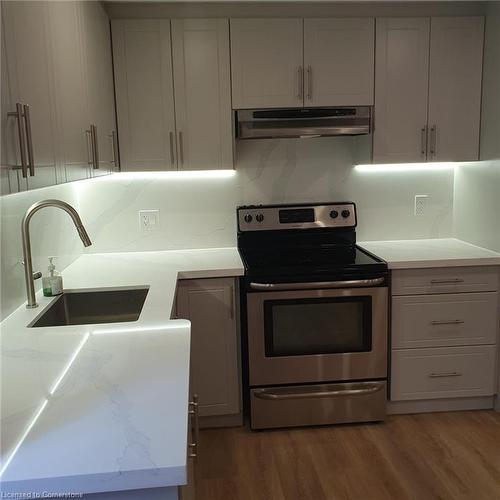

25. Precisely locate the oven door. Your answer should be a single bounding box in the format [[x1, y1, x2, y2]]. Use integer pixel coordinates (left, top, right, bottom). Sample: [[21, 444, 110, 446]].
[[247, 283, 388, 386]]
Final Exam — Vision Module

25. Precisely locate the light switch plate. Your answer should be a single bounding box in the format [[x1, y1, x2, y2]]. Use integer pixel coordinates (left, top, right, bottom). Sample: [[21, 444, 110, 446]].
[[139, 209, 160, 231], [414, 195, 429, 216]]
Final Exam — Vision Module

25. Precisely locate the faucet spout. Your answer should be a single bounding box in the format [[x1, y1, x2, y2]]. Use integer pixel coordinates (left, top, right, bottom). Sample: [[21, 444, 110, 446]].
[[21, 199, 92, 309]]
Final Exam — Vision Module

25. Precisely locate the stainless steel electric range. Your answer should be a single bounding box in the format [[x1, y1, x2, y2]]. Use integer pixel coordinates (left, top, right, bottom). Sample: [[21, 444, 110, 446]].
[[237, 202, 389, 430]]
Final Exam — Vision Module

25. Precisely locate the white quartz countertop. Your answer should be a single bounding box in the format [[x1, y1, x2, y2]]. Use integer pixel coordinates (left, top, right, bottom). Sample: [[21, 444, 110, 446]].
[[0, 248, 244, 496], [358, 238, 500, 269]]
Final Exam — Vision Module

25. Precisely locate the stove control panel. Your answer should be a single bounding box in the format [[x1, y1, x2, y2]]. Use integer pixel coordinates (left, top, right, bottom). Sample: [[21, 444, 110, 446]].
[[238, 203, 357, 231]]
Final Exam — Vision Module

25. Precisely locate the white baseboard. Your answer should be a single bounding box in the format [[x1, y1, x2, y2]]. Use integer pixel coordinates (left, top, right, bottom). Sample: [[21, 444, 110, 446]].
[[388, 396, 494, 415]]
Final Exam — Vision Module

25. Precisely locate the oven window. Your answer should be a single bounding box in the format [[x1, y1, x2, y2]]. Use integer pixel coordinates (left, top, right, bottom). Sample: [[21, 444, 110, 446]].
[[264, 296, 372, 357]]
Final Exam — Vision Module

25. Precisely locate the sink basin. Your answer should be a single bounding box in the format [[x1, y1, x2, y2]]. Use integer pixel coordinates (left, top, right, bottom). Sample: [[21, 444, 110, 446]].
[[29, 287, 149, 328]]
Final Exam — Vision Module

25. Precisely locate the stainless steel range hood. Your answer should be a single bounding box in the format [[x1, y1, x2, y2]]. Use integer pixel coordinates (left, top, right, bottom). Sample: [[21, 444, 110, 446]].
[[236, 106, 372, 140]]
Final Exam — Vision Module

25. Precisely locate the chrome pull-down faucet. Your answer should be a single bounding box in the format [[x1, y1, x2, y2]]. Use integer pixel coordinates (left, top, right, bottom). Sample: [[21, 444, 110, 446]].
[[21, 200, 92, 309]]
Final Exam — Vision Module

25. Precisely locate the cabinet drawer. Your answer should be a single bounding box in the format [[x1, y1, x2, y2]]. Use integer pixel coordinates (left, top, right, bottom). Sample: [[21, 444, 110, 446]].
[[391, 345, 497, 401], [392, 292, 498, 348], [392, 267, 498, 295]]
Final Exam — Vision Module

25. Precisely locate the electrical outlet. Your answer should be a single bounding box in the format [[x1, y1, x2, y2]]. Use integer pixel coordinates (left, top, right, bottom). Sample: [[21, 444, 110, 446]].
[[414, 195, 429, 216], [139, 209, 160, 231]]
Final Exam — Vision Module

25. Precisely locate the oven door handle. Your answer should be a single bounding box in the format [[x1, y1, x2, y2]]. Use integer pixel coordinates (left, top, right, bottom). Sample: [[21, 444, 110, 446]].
[[253, 382, 384, 401], [249, 277, 385, 291]]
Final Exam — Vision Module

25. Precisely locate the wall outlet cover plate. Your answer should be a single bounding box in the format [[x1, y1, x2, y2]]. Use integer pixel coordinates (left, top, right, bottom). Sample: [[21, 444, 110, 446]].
[[139, 209, 160, 231]]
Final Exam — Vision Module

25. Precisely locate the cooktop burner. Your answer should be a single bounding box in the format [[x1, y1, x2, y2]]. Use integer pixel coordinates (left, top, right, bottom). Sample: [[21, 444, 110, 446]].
[[237, 201, 387, 282], [242, 245, 382, 271]]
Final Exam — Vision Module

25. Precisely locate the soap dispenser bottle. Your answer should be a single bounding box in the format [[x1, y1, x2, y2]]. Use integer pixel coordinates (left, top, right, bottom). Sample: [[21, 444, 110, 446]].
[[42, 257, 63, 297]]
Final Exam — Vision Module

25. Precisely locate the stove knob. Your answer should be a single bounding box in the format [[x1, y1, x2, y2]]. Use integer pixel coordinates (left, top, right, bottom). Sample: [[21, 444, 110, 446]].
[[341, 209, 351, 218], [330, 210, 339, 219], [244, 214, 253, 223], [256, 213, 264, 223]]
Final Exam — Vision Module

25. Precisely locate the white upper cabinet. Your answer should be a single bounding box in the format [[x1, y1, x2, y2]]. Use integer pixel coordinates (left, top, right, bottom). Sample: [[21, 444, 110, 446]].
[[1, 21, 18, 195], [2, 1, 59, 190], [113, 18, 234, 171], [427, 17, 484, 162], [1, 0, 116, 193], [48, 0, 91, 184], [303, 18, 375, 106], [82, 0, 118, 177], [230, 18, 374, 109], [373, 18, 430, 163], [374, 16, 484, 164], [171, 19, 233, 170], [112, 20, 176, 171], [230, 19, 303, 109]]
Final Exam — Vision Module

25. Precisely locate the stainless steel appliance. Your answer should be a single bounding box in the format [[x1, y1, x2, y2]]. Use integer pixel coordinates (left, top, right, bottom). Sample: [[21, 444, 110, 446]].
[[236, 106, 372, 140], [237, 202, 388, 429]]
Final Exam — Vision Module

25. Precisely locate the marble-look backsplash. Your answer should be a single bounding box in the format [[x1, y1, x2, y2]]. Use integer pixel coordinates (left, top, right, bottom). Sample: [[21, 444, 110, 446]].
[[75, 137, 454, 254], [0, 182, 84, 320], [453, 161, 500, 253]]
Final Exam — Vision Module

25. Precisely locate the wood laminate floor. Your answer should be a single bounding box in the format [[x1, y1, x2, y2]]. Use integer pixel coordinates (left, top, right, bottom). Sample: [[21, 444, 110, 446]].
[[195, 411, 500, 500]]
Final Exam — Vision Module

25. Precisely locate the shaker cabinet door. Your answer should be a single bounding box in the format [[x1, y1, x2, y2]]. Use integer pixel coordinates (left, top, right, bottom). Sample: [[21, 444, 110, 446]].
[[82, 0, 118, 177], [427, 17, 484, 162], [112, 19, 177, 171], [230, 18, 304, 109], [2, 1, 59, 189], [171, 19, 233, 170], [1, 21, 19, 194], [176, 278, 241, 418], [373, 18, 430, 163], [48, 0, 91, 184], [304, 18, 375, 107]]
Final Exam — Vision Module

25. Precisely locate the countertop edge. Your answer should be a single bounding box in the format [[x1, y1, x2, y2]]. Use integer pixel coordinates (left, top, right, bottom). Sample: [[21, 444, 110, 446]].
[[386, 257, 500, 270], [0, 464, 187, 496]]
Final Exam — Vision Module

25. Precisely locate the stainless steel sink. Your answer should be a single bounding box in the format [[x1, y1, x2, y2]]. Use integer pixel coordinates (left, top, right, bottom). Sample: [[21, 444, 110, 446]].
[[29, 287, 149, 328]]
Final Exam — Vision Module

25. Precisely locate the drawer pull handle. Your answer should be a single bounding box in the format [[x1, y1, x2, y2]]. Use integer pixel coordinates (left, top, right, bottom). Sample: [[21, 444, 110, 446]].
[[429, 371, 462, 378], [431, 319, 464, 326], [430, 278, 464, 284], [188, 394, 199, 459]]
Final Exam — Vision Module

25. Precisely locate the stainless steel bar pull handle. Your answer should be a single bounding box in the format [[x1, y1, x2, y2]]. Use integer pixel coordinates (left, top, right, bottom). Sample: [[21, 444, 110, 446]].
[[297, 66, 304, 100], [8, 103, 28, 178], [254, 382, 384, 401], [178, 131, 184, 166], [431, 319, 464, 326], [169, 131, 176, 167], [421, 126, 427, 158], [250, 277, 385, 291], [110, 130, 119, 169], [429, 371, 462, 378], [188, 394, 199, 458], [91, 124, 99, 169], [306, 65, 312, 100], [86, 129, 93, 167], [429, 125, 437, 159], [23, 105, 35, 176], [430, 278, 464, 284]]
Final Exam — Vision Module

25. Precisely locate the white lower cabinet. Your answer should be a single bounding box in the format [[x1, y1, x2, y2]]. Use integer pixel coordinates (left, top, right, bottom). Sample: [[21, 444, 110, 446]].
[[391, 345, 497, 401], [392, 292, 498, 349], [390, 266, 499, 411], [176, 278, 241, 423]]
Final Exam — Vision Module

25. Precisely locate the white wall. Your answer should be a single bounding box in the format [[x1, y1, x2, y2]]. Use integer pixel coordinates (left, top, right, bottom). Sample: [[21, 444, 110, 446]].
[[453, 2, 500, 253], [0, 182, 85, 320]]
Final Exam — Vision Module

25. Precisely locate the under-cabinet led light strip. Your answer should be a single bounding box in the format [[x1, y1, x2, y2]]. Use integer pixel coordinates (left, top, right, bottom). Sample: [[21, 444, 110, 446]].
[[355, 163, 456, 172], [102, 170, 236, 180]]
